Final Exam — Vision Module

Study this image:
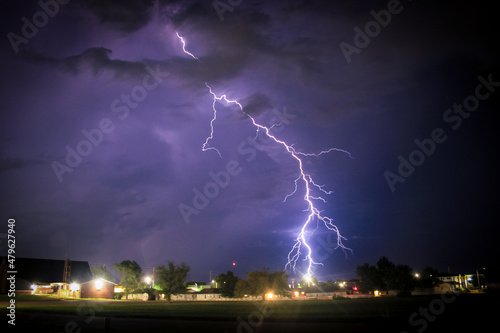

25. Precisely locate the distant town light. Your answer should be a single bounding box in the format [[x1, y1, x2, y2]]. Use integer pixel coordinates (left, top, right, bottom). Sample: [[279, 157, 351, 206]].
[[266, 293, 273, 299]]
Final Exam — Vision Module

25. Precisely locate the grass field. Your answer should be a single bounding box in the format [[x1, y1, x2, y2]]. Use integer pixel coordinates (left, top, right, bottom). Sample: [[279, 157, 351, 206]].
[[1, 293, 492, 322]]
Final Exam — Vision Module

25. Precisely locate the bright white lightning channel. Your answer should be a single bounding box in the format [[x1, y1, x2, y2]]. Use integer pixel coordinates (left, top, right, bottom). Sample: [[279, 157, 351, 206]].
[[176, 32, 352, 277]]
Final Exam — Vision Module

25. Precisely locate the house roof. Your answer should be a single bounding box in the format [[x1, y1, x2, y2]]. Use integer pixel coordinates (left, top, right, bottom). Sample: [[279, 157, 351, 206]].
[[1, 257, 92, 285], [81, 278, 117, 285]]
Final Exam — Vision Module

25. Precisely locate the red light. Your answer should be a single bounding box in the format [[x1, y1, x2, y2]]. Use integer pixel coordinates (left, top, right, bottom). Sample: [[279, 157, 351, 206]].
[[232, 262, 236, 266], [353, 286, 358, 291]]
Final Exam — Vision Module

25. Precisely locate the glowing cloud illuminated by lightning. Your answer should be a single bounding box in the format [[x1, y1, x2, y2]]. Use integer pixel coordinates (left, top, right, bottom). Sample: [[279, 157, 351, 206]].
[[176, 32, 352, 278]]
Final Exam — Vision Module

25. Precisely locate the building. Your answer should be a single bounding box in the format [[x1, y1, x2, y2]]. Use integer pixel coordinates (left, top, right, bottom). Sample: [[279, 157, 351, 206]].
[[169, 288, 223, 301], [0, 257, 92, 294], [436, 274, 475, 291], [80, 278, 116, 299]]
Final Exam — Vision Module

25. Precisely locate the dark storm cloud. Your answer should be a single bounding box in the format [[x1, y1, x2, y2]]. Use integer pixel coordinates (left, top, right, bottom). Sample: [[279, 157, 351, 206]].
[[16, 47, 153, 81], [0, 157, 44, 172], [238, 92, 274, 118], [82, 0, 155, 33]]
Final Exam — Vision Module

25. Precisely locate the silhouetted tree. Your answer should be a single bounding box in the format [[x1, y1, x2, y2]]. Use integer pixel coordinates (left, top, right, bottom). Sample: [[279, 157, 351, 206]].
[[215, 271, 240, 298], [386, 264, 416, 296], [356, 257, 416, 295], [356, 262, 382, 293], [234, 279, 250, 298], [417, 266, 440, 288], [156, 261, 190, 303], [246, 268, 288, 300]]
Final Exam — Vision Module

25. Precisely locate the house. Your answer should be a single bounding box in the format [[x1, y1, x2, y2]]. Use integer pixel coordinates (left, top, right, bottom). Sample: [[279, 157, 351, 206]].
[[80, 278, 116, 299], [0, 257, 92, 294], [169, 288, 223, 301], [436, 274, 475, 291]]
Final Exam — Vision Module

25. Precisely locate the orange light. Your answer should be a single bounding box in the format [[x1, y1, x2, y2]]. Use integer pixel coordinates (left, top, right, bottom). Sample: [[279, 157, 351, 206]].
[[232, 262, 236, 266]]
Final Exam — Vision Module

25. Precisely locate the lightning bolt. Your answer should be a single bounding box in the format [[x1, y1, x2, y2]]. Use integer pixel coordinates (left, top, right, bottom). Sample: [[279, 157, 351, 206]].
[[176, 32, 352, 278], [176, 32, 199, 61]]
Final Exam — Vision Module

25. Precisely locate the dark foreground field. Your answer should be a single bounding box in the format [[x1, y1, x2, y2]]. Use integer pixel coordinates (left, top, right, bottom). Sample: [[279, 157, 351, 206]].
[[1, 293, 496, 332]]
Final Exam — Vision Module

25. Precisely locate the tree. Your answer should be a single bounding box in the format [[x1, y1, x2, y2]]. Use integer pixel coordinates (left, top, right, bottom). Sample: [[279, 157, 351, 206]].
[[90, 264, 113, 281], [113, 260, 142, 295], [156, 261, 190, 302], [215, 271, 240, 298], [417, 266, 440, 288], [377, 256, 395, 292], [246, 268, 288, 300], [356, 262, 382, 293], [356, 257, 416, 295], [234, 279, 250, 298], [385, 264, 416, 296]]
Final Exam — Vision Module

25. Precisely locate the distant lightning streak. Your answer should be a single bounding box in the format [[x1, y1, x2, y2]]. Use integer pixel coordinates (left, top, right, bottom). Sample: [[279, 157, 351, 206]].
[[176, 32, 352, 277], [176, 32, 199, 60]]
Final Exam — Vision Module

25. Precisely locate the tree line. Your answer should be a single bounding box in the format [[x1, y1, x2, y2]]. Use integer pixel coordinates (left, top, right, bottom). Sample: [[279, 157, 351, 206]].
[[355, 256, 440, 296], [91, 256, 451, 301], [91, 261, 289, 301]]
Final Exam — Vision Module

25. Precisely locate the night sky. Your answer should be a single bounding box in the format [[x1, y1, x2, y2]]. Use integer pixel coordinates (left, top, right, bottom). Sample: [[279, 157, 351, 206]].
[[1, 0, 499, 283]]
